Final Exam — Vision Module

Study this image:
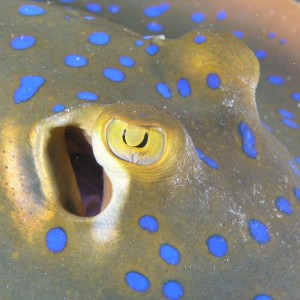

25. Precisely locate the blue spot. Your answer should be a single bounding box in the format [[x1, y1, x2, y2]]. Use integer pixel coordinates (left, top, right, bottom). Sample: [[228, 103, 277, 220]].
[[248, 219, 270, 244], [108, 4, 121, 14], [193, 35, 207, 45], [238, 122, 257, 159], [289, 160, 300, 177], [253, 294, 273, 300], [144, 3, 170, 18], [135, 40, 144, 47], [191, 12, 206, 23], [267, 75, 285, 86], [162, 281, 184, 300], [196, 148, 219, 170], [207, 235, 228, 257], [275, 197, 293, 215], [146, 22, 164, 33], [125, 272, 150, 293], [84, 16, 95, 21], [52, 104, 66, 113], [145, 44, 159, 56], [11, 35, 36, 50], [143, 36, 153, 40], [139, 215, 158, 233], [119, 56, 135, 68], [216, 10, 227, 21], [267, 32, 276, 39], [18, 4, 45, 16], [279, 38, 286, 45], [76, 91, 98, 101], [64, 54, 88, 68], [277, 109, 294, 119], [85, 3, 102, 13], [177, 78, 191, 97], [88, 32, 110, 46], [14, 76, 45, 104], [296, 157, 300, 165], [160, 244, 180, 265], [281, 118, 299, 129], [207, 73, 221, 89], [232, 31, 244, 39], [261, 122, 273, 133], [46, 227, 67, 253], [293, 186, 300, 201], [254, 50, 267, 60], [155, 83, 172, 99], [103, 68, 125, 83], [290, 93, 300, 102], [59, 0, 75, 3]]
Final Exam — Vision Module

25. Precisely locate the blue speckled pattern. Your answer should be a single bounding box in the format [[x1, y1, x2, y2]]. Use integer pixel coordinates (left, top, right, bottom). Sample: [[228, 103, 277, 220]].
[[1, 1, 300, 299]]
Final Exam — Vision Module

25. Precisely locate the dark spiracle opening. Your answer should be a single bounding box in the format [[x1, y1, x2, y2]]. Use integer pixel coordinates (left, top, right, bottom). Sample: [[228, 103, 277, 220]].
[[45, 124, 112, 217], [64, 126, 106, 217]]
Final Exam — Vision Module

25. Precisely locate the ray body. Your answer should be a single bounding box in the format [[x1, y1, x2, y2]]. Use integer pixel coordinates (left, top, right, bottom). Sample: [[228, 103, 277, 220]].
[[1, 1, 300, 299]]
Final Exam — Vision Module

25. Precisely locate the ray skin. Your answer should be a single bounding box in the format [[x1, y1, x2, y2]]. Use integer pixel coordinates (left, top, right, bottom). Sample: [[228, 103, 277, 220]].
[[53, 0, 300, 159], [0, 1, 300, 300]]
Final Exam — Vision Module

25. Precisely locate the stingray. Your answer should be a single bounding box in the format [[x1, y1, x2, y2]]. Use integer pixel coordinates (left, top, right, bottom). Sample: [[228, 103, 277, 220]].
[[1, 0, 300, 299]]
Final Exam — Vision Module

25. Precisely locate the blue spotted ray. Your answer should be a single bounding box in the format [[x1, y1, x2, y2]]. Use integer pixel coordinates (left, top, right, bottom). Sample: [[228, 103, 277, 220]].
[[1, 1, 300, 300]]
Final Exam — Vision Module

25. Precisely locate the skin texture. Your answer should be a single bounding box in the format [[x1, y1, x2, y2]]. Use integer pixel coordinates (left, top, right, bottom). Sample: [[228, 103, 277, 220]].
[[1, 1, 300, 299]]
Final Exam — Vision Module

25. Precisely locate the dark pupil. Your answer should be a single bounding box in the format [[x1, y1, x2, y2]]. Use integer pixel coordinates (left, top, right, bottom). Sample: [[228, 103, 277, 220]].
[[122, 129, 149, 148]]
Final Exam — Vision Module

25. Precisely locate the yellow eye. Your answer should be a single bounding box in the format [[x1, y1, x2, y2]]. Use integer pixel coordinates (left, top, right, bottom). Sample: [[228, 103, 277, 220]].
[[91, 103, 186, 181], [106, 120, 165, 165]]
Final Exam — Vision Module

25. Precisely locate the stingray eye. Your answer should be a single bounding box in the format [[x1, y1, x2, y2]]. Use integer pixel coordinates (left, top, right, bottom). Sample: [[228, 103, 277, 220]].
[[106, 120, 165, 165]]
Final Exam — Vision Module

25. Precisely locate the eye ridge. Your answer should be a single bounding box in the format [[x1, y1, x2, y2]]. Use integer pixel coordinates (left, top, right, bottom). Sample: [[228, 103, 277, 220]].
[[122, 129, 149, 148]]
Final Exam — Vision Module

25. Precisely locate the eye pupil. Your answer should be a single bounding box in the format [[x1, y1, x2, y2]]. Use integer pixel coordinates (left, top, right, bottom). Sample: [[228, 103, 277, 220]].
[[122, 129, 149, 148], [122, 129, 127, 144], [136, 133, 148, 148]]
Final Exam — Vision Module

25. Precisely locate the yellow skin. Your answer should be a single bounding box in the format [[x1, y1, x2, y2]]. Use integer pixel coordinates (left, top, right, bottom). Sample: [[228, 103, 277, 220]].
[[24, 102, 190, 223], [92, 103, 185, 180]]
